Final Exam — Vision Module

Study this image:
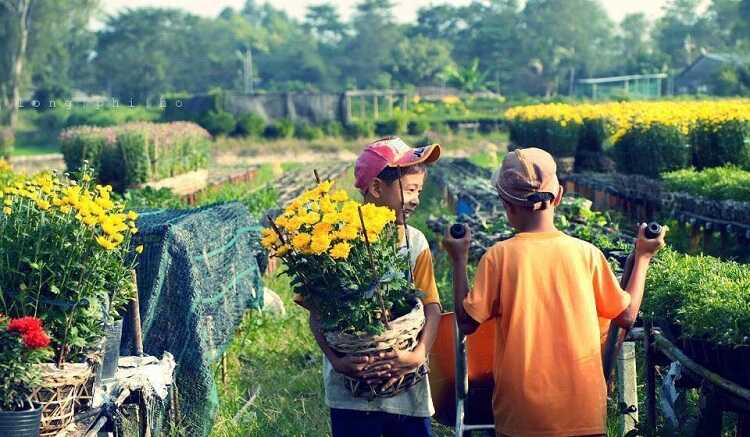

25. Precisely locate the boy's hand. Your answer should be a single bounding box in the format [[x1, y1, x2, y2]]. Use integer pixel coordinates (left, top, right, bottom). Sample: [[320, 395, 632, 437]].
[[361, 346, 426, 390], [443, 225, 471, 263], [330, 355, 374, 379], [634, 222, 667, 260]]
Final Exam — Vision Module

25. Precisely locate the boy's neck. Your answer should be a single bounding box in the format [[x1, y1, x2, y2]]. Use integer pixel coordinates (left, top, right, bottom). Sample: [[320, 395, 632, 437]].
[[514, 210, 558, 234]]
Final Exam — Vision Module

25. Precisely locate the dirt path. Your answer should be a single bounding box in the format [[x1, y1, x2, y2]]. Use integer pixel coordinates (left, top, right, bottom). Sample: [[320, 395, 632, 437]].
[[214, 148, 474, 166]]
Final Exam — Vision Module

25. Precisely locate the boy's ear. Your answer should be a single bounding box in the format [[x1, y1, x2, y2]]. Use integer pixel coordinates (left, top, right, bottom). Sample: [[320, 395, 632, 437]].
[[552, 186, 564, 206], [368, 178, 383, 199]]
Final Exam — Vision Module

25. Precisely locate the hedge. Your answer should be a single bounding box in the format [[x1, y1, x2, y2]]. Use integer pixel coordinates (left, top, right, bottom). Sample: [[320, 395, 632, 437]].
[[235, 113, 266, 137], [264, 119, 295, 139], [612, 122, 690, 178], [690, 119, 750, 169], [508, 117, 580, 157], [60, 122, 211, 191], [643, 248, 750, 347], [661, 165, 750, 202], [505, 100, 750, 174]]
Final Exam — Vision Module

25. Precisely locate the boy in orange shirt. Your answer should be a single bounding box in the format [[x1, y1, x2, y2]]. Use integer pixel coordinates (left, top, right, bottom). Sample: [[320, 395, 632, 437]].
[[443, 148, 666, 437]]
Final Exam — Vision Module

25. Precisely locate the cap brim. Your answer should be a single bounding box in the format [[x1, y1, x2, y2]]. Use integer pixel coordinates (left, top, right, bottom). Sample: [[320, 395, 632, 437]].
[[393, 143, 441, 167]]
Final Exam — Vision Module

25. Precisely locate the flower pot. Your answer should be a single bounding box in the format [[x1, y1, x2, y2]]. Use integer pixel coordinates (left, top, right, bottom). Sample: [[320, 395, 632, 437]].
[[324, 299, 428, 399], [100, 318, 124, 384], [0, 404, 42, 437], [681, 337, 750, 388]]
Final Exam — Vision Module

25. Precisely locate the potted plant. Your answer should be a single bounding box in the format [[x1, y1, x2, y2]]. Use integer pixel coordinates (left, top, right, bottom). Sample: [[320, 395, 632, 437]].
[[0, 315, 52, 437], [0, 165, 141, 434], [262, 181, 425, 399], [643, 249, 750, 386]]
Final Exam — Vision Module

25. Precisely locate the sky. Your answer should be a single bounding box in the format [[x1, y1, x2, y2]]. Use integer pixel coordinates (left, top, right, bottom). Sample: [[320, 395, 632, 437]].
[[97, 0, 698, 24]]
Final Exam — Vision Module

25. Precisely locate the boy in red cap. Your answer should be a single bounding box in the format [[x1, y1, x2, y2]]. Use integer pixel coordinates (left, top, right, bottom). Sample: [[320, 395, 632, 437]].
[[304, 137, 442, 437], [443, 148, 666, 436]]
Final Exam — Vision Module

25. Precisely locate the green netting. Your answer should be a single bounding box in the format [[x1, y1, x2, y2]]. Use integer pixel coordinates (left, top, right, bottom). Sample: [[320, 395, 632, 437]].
[[121, 202, 266, 437]]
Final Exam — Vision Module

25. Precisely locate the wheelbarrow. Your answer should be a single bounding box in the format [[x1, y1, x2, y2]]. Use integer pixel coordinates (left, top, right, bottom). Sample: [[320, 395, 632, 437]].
[[429, 312, 496, 436]]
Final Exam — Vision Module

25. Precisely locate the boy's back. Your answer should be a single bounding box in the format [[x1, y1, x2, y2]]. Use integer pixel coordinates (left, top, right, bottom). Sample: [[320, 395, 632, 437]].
[[464, 231, 630, 436]]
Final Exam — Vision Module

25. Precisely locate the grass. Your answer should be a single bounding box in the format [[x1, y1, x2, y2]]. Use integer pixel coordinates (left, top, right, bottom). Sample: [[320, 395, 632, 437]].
[[214, 131, 509, 158], [211, 273, 455, 437], [11, 110, 61, 156]]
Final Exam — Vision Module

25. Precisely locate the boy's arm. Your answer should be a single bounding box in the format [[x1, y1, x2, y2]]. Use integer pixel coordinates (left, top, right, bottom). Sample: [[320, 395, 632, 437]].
[[611, 223, 666, 329], [443, 225, 480, 335], [308, 311, 373, 378], [364, 302, 441, 389]]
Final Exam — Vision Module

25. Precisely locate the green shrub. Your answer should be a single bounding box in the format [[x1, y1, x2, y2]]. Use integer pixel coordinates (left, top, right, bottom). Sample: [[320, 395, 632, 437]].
[[508, 118, 580, 157], [375, 115, 409, 136], [122, 186, 187, 209], [690, 119, 750, 169], [643, 249, 750, 347], [574, 118, 611, 172], [235, 113, 265, 137], [200, 110, 236, 136], [38, 109, 70, 131], [264, 119, 295, 139], [65, 106, 161, 127], [344, 120, 375, 139], [408, 119, 430, 136], [60, 122, 211, 191], [322, 121, 343, 137], [661, 165, 750, 201], [430, 121, 451, 135], [294, 122, 324, 141], [612, 123, 690, 178]]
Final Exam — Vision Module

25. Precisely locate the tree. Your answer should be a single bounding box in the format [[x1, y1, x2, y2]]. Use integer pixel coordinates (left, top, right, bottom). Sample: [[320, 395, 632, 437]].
[[390, 36, 454, 86], [305, 3, 347, 45], [521, 0, 616, 96], [345, 0, 403, 88], [0, 0, 33, 130], [444, 58, 488, 92]]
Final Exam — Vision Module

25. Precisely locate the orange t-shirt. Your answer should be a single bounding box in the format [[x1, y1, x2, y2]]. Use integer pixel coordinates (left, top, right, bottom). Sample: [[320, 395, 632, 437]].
[[463, 231, 630, 437]]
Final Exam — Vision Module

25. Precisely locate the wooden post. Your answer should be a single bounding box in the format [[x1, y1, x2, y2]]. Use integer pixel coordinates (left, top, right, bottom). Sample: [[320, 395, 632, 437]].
[[359, 95, 365, 119], [617, 342, 639, 436], [387, 95, 394, 116], [129, 270, 144, 357], [345, 93, 352, 123], [645, 323, 656, 437], [401, 93, 408, 112], [373, 95, 379, 119]]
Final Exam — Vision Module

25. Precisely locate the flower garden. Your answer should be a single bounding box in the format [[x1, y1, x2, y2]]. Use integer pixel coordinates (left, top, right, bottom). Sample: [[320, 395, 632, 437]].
[[1, 97, 749, 437]]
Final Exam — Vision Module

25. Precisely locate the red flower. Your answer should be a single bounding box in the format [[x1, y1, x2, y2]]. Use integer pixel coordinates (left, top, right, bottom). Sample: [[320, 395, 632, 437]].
[[22, 330, 51, 349], [7, 317, 50, 349], [7, 317, 43, 335]]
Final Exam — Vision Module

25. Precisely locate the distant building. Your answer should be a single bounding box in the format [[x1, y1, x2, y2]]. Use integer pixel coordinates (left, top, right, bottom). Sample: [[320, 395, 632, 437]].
[[675, 52, 749, 94], [575, 73, 668, 100]]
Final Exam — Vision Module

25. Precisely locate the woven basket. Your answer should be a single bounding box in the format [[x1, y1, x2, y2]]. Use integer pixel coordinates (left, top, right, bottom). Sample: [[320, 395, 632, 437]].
[[31, 363, 93, 437], [324, 299, 428, 400]]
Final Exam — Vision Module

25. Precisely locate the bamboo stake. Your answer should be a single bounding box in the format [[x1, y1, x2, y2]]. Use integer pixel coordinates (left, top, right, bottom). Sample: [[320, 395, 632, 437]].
[[653, 330, 750, 402], [267, 215, 286, 245], [396, 166, 413, 282], [314, 169, 321, 184], [358, 206, 391, 329], [129, 269, 144, 357]]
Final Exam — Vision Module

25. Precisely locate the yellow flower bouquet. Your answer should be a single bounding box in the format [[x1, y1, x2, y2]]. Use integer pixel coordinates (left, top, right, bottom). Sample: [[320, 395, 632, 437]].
[[0, 165, 140, 364], [262, 180, 423, 336]]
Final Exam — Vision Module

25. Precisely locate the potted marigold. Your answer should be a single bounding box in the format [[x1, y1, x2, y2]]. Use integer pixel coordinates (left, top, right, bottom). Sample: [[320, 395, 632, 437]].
[[0, 165, 141, 434], [262, 180, 425, 398], [0, 315, 52, 437]]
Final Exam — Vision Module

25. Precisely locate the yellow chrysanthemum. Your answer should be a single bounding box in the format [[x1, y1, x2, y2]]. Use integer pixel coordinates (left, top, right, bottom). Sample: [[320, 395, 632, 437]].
[[2, 206, 11, 215], [329, 242, 351, 259], [135, 245, 144, 254], [310, 234, 331, 255], [292, 233, 312, 251]]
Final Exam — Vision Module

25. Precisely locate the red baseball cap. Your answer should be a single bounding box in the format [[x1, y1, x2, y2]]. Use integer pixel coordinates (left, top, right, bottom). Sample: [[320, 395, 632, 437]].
[[354, 136, 441, 192]]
